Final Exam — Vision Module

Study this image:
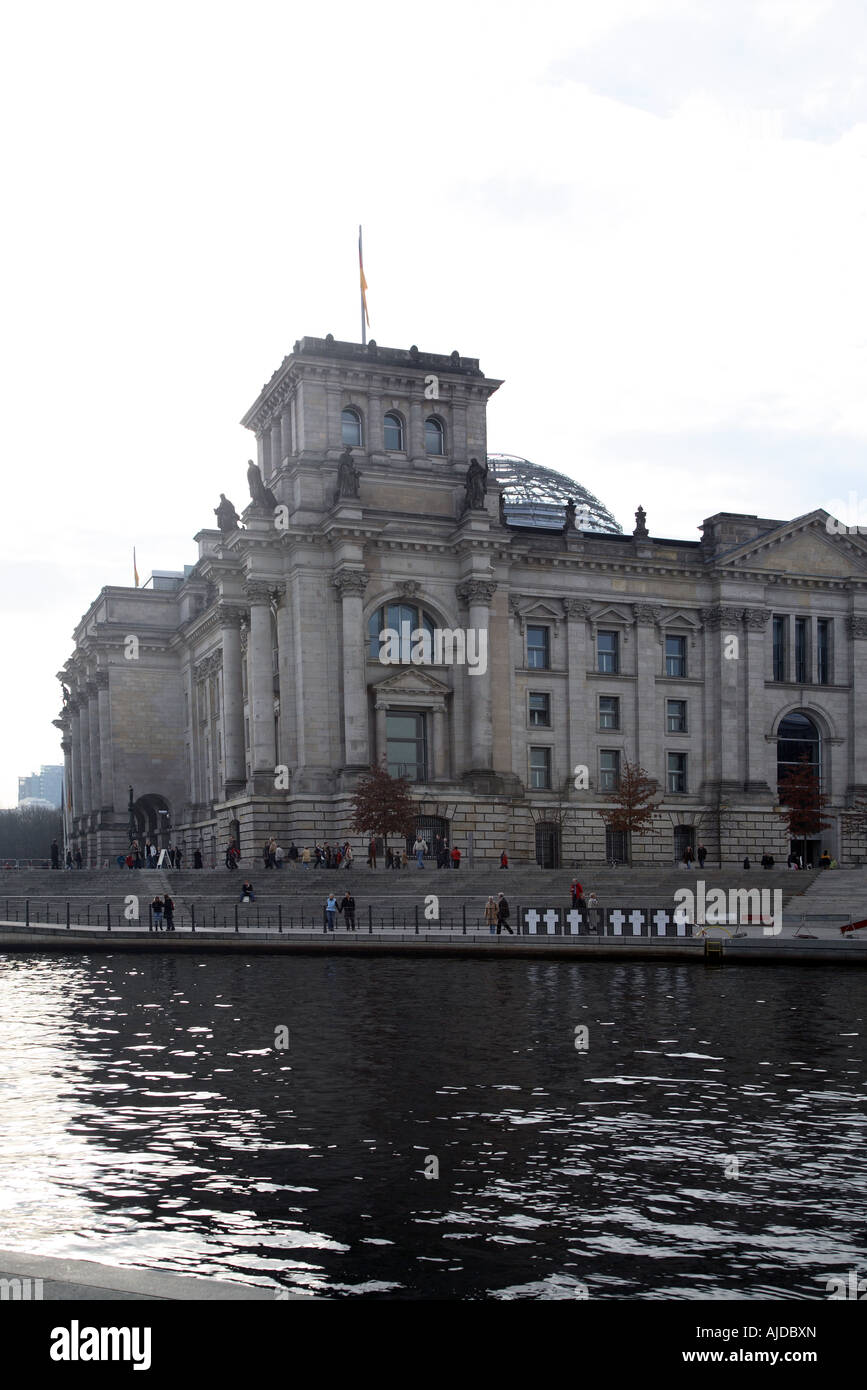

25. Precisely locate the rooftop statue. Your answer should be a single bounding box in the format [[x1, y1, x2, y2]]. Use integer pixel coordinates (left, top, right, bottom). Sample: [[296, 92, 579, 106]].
[[633, 505, 649, 539], [247, 460, 278, 511], [214, 492, 240, 532], [335, 445, 361, 501], [464, 456, 488, 511], [564, 498, 577, 531]]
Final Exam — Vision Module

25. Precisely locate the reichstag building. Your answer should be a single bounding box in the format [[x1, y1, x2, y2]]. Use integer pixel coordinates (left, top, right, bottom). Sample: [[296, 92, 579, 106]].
[[56, 335, 867, 867]]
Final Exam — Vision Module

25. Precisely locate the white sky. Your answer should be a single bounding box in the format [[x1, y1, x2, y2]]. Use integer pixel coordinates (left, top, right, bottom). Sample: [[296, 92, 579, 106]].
[[1, 0, 865, 805]]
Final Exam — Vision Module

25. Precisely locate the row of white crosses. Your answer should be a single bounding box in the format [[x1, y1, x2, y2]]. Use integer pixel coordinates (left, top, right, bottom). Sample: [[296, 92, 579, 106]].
[[521, 907, 691, 937]]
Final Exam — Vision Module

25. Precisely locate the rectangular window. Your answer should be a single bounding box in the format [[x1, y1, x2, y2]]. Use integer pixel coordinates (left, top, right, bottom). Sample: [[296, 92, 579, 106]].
[[387, 710, 427, 783], [529, 746, 552, 789], [817, 618, 831, 685], [527, 626, 550, 669], [795, 617, 808, 684], [597, 630, 619, 674], [599, 695, 620, 730], [666, 699, 687, 733], [528, 692, 551, 727], [772, 615, 787, 681], [665, 634, 687, 677], [667, 751, 687, 793], [599, 749, 620, 792]]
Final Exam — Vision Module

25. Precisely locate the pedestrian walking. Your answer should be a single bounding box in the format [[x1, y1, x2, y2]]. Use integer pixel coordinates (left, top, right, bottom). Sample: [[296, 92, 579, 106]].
[[450, 845, 461, 870], [368, 838, 377, 869], [301, 846, 311, 869], [163, 895, 175, 931], [288, 842, 299, 868], [343, 846, 353, 869], [570, 877, 583, 907], [338, 890, 356, 930], [151, 896, 164, 931], [225, 841, 239, 870], [325, 893, 338, 932], [496, 893, 513, 935], [683, 845, 695, 869], [413, 834, 428, 867], [65, 849, 73, 870], [50, 839, 59, 869], [275, 844, 285, 869], [400, 848, 409, 869], [484, 896, 498, 934], [175, 844, 183, 870], [697, 842, 707, 868], [74, 848, 83, 870], [500, 850, 508, 869], [586, 891, 600, 933]]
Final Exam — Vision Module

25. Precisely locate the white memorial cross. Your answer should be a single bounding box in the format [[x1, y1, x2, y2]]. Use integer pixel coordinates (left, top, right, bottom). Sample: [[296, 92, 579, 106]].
[[653, 910, 670, 936], [543, 909, 559, 935], [673, 907, 689, 937], [610, 910, 626, 936], [525, 909, 540, 935], [629, 909, 645, 936], [566, 909, 582, 934]]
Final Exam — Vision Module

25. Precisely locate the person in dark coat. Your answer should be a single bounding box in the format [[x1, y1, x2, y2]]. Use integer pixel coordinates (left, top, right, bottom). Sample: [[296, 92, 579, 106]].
[[163, 895, 175, 931], [194, 847, 203, 869], [697, 843, 707, 868], [50, 840, 60, 869], [240, 880, 255, 902], [74, 848, 83, 869], [151, 896, 164, 931], [496, 894, 513, 935], [338, 891, 356, 931]]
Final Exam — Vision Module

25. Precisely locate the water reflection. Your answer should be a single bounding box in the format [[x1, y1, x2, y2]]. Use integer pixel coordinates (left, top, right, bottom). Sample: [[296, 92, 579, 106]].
[[0, 954, 863, 1298]]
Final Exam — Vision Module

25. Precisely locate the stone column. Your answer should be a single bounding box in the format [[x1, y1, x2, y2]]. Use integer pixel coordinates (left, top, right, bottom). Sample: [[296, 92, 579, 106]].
[[86, 681, 102, 810], [457, 579, 496, 773], [246, 581, 278, 792], [69, 697, 83, 820], [743, 608, 771, 792], [432, 703, 448, 781], [333, 569, 370, 768], [78, 688, 92, 814], [409, 396, 424, 459], [368, 393, 383, 453], [270, 418, 282, 477], [220, 605, 247, 794], [281, 406, 293, 461], [96, 672, 113, 809], [260, 430, 271, 476], [701, 606, 743, 795], [561, 598, 590, 782], [375, 702, 387, 767], [275, 590, 296, 770], [848, 615, 867, 793]]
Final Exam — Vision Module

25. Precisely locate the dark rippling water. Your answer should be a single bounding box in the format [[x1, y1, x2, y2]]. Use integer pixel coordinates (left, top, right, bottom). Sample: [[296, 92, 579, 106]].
[[0, 953, 864, 1299]]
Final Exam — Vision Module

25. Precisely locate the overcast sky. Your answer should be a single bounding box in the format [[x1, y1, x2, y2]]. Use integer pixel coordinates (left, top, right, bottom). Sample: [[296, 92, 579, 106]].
[[1, 0, 865, 806]]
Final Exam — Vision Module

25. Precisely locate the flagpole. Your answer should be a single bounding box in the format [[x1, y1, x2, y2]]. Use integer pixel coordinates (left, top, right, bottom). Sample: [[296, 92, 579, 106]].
[[359, 224, 367, 345]]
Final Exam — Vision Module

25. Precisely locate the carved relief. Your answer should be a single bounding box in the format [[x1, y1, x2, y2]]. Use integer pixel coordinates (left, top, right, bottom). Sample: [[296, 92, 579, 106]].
[[333, 569, 369, 597], [456, 579, 497, 605]]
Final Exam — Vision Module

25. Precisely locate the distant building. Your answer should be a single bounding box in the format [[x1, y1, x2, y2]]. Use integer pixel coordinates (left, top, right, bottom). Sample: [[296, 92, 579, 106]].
[[55, 334, 867, 868], [18, 765, 63, 809]]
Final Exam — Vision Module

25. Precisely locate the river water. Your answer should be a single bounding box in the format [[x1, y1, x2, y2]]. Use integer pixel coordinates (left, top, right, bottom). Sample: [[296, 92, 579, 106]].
[[0, 953, 864, 1300]]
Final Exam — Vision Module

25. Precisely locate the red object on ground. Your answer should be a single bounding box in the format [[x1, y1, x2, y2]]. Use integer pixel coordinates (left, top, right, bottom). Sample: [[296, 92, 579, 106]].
[[840, 918, 867, 934]]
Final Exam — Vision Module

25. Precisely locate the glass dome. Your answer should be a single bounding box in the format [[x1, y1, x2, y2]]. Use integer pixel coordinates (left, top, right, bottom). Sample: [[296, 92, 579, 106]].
[[488, 453, 622, 534]]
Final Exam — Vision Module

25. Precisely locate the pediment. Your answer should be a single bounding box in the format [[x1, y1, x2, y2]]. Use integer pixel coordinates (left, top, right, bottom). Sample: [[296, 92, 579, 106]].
[[658, 607, 701, 629], [719, 511, 867, 578], [590, 603, 633, 625], [373, 666, 451, 697]]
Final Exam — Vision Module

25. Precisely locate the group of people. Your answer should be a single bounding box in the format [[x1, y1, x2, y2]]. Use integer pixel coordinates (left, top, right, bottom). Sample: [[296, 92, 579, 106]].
[[680, 844, 708, 868], [483, 893, 512, 933], [118, 841, 183, 870], [149, 894, 175, 930], [570, 879, 601, 932], [324, 891, 357, 930]]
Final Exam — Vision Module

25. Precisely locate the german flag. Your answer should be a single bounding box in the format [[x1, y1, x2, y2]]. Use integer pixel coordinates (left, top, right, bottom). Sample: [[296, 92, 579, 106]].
[[359, 226, 370, 329], [133, 547, 140, 588]]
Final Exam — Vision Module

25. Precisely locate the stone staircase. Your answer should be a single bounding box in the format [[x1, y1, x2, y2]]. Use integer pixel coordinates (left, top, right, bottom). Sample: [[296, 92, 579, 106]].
[[0, 864, 820, 932]]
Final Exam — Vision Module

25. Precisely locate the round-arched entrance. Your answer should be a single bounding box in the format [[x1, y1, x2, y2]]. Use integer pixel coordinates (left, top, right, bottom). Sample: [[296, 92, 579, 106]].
[[776, 711, 825, 866], [130, 793, 173, 848]]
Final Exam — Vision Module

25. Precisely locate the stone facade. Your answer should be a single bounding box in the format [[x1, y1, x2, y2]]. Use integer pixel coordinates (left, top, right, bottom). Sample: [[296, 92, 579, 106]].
[[55, 335, 867, 867]]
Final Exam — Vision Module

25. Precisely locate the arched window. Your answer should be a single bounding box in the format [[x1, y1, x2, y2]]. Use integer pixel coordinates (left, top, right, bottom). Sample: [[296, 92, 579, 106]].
[[368, 602, 437, 661], [424, 416, 445, 456], [341, 407, 362, 448], [777, 711, 821, 790], [384, 412, 404, 451]]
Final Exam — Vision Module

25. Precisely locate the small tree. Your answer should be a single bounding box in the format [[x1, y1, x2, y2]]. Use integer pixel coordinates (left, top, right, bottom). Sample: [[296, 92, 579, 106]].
[[596, 759, 659, 864], [777, 754, 832, 862], [350, 760, 417, 858]]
